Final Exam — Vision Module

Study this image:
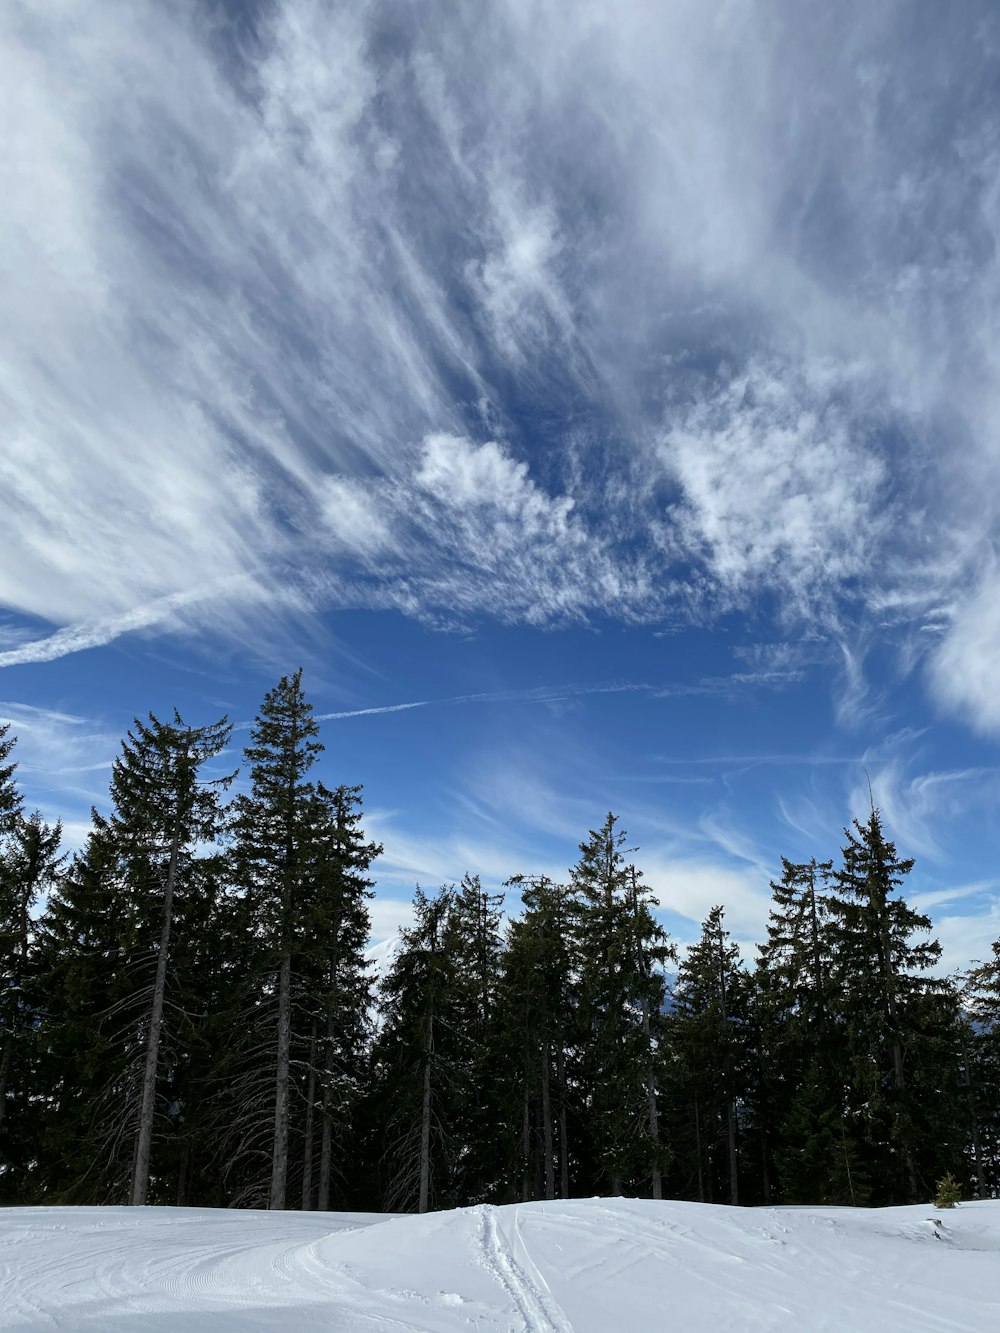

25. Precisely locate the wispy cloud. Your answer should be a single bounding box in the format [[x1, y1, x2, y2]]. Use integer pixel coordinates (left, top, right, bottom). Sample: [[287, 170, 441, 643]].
[[3, 0, 1000, 743], [0, 580, 271, 668], [0, 700, 119, 814]]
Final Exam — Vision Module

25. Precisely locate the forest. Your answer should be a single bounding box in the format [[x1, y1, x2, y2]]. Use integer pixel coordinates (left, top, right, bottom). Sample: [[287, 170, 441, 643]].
[[1, 671, 999, 1213]]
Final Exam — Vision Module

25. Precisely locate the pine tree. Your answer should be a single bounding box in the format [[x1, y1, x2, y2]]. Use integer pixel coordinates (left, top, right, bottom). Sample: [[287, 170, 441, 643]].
[[755, 857, 851, 1203], [501, 874, 577, 1201], [228, 670, 325, 1209], [446, 873, 506, 1204], [669, 906, 745, 1205], [297, 783, 379, 1211], [0, 724, 20, 838], [0, 814, 64, 1192], [826, 808, 963, 1204], [0, 723, 27, 1179], [570, 815, 673, 1196], [372, 885, 461, 1212], [960, 940, 1000, 1198], [35, 712, 231, 1204]]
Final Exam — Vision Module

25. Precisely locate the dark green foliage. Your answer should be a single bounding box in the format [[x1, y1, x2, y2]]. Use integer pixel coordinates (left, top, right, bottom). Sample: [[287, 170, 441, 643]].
[[961, 941, 1000, 1198], [31, 712, 232, 1204], [754, 858, 848, 1204], [446, 874, 506, 1204], [826, 809, 964, 1204], [499, 874, 577, 1201], [568, 815, 674, 1197], [668, 906, 746, 1205], [934, 1171, 961, 1208], [0, 814, 64, 1199], [371, 885, 460, 1212], [225, 672, 377, 1210], [5, 690, 997, 1217]]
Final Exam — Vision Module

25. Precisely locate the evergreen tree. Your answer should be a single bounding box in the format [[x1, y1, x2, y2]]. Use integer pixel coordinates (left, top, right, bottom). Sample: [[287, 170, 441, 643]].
[[35, 712, 231, 1204], [826, 808, 964, 1204], [446, 873, 506, 1204], [372, 885, 461, 1212], [669, 906, 745, 1204], [296, 783, 379, 1211], [570, 815, 673, 1196], [228, 671, 379, 1210], [500, 875, 577, 1201], [755, 857, 855, 1204], [0, 813, 63, 1194], [961, 940, 1000, 1198], [228, 670, 319, 1209]]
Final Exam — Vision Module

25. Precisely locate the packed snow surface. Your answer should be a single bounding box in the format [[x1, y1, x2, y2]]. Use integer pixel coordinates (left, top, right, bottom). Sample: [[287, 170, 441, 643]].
[[3, 1197, 1000, 1330]]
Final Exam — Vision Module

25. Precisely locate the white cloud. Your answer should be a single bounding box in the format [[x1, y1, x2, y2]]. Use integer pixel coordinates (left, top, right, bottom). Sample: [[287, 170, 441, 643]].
[[660, 362, 886, 616], [3, 0, 1000, 715], [0, 700, 119, 813], [929, 568, 1000, 734], [316, 433, 657, 626], [643, 853, 771, 956]]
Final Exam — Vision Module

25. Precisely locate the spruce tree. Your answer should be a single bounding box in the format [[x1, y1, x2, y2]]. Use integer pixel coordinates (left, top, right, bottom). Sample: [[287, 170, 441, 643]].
[[755, 857, 853, 1203], [297, 783, 379, 1211], [372, 885, 461, 1212], [669, 905, 745, 1204], [0, 814, 63, 1187], [570, 815, 673, 1196], [500, 875, 577, 1201], [229, 670, 324, 1209], [960, 940, 1000, 1198], [0, 724, 20, 838], [826, 808, 963, 1204], [35, 711, 231, 1204], [446, 874, 506, 1204]]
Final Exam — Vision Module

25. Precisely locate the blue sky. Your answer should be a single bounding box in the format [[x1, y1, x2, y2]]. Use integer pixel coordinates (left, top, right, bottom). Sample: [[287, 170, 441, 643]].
[[3, 0, 1000, 969]]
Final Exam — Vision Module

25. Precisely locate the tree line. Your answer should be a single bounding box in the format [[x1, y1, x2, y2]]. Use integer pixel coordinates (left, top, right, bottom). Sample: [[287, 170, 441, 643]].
[[1, 671, 999, 1211]]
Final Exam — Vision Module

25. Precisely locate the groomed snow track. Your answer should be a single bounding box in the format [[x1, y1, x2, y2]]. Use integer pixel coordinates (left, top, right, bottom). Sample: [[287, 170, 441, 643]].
[[3, 1197, 1000, 1331]]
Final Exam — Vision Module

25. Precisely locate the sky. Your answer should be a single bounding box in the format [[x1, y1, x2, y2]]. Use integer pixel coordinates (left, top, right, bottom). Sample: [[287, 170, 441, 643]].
[[3, 0, 1000, 971]]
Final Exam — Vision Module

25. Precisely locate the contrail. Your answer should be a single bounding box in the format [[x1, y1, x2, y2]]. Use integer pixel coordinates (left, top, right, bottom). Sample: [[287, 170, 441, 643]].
[[0, 580, 256, 669], [316, 680, 650, 722], [317, 701, 431, 720]]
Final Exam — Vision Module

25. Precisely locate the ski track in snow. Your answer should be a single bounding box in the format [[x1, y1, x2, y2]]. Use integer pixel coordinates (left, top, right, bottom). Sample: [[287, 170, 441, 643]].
[[3, 1198, 1000, 1330], [475, 1204, 573, 1333]]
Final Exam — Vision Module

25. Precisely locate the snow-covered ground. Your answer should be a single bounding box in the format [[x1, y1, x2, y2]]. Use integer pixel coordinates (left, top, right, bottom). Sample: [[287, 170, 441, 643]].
[[3, 1197, 999, 1330]]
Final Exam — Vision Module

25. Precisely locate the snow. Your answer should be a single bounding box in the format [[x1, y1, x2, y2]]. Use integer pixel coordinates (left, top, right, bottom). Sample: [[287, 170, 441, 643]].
[[3, 1197, 1000, 1330], [365, 931, 403, 992]]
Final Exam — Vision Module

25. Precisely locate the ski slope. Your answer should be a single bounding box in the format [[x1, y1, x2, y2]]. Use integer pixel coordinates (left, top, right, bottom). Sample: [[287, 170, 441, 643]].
[[3, 1197, 999, 1330]]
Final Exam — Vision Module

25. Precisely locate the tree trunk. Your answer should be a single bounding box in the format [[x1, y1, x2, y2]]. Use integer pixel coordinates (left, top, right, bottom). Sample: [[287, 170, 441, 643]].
[[301, 1019, 317, 1210], [727, 1098, 739, 1205], [760, 1124, 771, 1205], [0, 879, 30, 1136], [0, 1037, 12, 1134], [890, 1037, 905, 1091], [639, 995, 662, 1200], [631, 866, 662, 1200], [317, 1018, 335, 1209], [176, 1142, 191, 1207], [130, 818, 182, 1207], [541, 1045, 554, 1200], [556, 1046, 569, 1199], [419, 1009, 433, 1214], [693, 1096, 705, 1203], [317, 973, 337, 1211], [841, 1123, 857, 1208], [521, 1087, 531, 1202], [269, 949, 292, 1209], [971, 1112, 986, 1200]]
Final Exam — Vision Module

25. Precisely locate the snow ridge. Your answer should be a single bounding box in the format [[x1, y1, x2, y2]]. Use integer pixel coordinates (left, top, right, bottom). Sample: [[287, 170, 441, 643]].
[[474, 1204, 573, 1333]]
